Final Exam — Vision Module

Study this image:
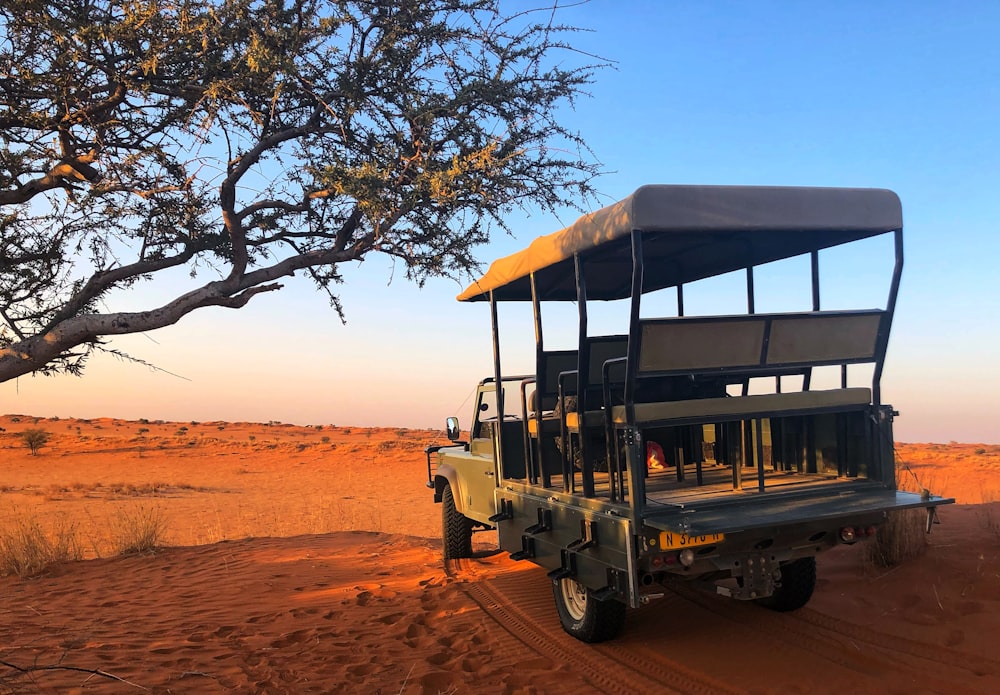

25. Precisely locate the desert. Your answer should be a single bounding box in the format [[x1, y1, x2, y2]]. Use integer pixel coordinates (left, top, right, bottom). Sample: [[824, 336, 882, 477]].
[[1, 413, 999, 694]]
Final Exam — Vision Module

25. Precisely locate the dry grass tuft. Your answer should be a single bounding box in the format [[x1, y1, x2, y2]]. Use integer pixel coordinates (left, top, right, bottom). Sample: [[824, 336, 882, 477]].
[[0, 514, 82, 577], [109, 505, 168, 556], [863, 508, 928, 569]]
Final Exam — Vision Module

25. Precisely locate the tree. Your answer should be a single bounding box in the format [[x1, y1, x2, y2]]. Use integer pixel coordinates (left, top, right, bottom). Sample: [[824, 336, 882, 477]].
[[19, 428, 51, 455], [0, 0, 605, 381]]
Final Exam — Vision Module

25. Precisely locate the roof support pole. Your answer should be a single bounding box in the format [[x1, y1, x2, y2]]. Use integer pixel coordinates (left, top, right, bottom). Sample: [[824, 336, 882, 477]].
[[575, 254, 595, 498], [625, 230, 647, 524], [811, 250, 821, 311], [744, 266, 756, 395], [531, 273, 546, 485], [872, 229, 904, 407], [489, 290, 504, 476]]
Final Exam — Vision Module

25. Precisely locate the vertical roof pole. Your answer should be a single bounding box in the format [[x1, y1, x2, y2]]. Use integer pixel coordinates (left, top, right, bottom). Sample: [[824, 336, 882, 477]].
[[676, 284, 685, 317], [530, 273, 543, 485], [625, 230, 647, 524], [873, 229, 904, 407], [490, 290, 504, 474], [575, 254, 595, 498], [811, 250, 821, 311], [531, 272, 543, 351], [743, 267, 755, 396]]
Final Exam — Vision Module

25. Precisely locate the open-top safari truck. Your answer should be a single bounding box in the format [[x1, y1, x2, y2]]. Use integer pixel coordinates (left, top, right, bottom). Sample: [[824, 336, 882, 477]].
[[425, 184, 953, 642]]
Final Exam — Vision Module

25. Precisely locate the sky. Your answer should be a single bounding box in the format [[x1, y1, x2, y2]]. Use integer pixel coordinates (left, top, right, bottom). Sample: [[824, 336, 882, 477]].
[[2, 1, 998, 443]]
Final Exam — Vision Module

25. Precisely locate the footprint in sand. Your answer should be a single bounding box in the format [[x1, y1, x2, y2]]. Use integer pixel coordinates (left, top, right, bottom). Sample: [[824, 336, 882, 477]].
[[402, 620, 430, 647], [956, 600, 983, 616], [346, 660, 379, 677], [426, 651, 454, 667], [355, 587, 398, 606], [150, 646, 179, 655], [420, 671, 460, 692], [270, 628, 315, 648], [460, 653, 489, 673], [376, 612, 407, 625]]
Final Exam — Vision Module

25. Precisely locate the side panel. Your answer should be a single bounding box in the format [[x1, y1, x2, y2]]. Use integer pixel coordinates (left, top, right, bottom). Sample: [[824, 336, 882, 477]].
[[494, 487, 638, 607]]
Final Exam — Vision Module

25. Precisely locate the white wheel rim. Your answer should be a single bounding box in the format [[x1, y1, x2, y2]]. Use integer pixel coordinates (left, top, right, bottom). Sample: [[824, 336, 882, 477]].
[[560, 578, 588, 621]]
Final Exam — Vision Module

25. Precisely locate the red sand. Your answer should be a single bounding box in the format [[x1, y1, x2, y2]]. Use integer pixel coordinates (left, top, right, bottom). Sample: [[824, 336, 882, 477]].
[[1, 415, 998, 694]]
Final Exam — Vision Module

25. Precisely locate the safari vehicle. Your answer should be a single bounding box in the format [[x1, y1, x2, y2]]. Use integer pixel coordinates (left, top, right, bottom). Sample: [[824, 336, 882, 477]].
[[424, 185, 953, 643]]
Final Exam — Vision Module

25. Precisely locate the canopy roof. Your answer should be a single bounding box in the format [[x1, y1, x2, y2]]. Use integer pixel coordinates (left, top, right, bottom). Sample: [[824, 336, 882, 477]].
[[457, 184, 902, 302]]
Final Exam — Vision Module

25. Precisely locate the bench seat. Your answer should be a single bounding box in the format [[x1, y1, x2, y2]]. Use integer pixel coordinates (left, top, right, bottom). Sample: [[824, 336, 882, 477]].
[[611, 388, 871, 425], [527, 414, 561, 436]]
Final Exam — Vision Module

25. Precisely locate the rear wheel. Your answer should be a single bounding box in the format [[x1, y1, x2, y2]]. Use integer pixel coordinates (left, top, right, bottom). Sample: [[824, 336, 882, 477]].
[[552, 577, 626, 643], [441, 483, 473, 559], [755, 557, 816, 612]]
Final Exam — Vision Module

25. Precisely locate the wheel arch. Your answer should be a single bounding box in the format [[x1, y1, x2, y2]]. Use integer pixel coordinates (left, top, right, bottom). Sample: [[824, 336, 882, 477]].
[[433, 464, 463, 509]]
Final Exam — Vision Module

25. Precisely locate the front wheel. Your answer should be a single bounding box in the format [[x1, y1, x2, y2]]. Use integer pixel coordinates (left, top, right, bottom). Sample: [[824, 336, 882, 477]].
[[441, 482, 473, 559], [552, 577, 626, 643], [755, 556, 816, 612]]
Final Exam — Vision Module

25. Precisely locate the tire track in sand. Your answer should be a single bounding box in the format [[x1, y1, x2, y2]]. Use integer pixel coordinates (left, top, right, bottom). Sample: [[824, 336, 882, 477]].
[[464, 558, 1000, 694], [464, 569, 743, 695]]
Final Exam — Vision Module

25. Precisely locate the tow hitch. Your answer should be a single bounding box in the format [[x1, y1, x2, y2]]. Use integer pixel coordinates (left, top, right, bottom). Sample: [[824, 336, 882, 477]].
[[716, 554, 780, 600]]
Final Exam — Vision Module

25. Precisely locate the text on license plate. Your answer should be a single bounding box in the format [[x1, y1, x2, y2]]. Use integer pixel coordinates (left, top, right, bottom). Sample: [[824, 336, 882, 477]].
[[659, 531, 724, 550]]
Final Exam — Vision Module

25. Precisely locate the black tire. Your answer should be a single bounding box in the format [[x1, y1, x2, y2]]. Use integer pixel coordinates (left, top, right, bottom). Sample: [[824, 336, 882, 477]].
[[441, 483, 473, 559], [755, 556, 816, 612], [552, 576, 626, 643]]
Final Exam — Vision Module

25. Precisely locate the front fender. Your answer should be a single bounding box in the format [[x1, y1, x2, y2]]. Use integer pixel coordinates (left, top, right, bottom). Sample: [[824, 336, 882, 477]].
[[432, 451, 498, 525]]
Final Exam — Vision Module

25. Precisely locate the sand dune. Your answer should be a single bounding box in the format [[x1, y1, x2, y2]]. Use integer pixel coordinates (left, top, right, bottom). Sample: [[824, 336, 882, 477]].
[[1, 415, 998, 693]]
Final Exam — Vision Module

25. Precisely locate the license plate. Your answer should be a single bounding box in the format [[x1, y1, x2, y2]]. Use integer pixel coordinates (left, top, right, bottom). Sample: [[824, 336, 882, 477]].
[[658, 531, 724, 550]]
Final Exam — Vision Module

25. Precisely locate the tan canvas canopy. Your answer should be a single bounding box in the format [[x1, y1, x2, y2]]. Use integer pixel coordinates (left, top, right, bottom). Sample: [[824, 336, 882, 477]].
[[458, 184, 902, 302]]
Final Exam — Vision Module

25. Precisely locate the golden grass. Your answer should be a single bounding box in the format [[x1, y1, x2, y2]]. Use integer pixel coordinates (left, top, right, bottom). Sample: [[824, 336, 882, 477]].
[[0, 504, 169, 576], [861, 459, 934, 569], [0, 512, 82, 577], [109, 505, 168, 556], [863, 507, 928, 569]]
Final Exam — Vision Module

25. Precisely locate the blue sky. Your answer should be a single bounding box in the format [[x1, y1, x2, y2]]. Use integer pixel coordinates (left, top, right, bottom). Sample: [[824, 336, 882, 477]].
[[2, 1, 997, 442]]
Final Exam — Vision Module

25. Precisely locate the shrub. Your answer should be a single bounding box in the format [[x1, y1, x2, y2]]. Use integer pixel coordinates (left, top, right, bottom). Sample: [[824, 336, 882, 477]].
[[863, 508, 928, 568], [20, 428, 51, 455]]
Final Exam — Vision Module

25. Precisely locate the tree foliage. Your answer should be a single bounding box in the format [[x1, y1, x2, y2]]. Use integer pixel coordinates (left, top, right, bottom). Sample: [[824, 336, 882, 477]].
[[0, 0, 605, 380], [19, 428, 52, 455]]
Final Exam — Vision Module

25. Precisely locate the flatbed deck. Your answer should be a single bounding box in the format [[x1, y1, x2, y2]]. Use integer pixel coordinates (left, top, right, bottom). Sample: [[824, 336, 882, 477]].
[[542, 461, 844, 504]]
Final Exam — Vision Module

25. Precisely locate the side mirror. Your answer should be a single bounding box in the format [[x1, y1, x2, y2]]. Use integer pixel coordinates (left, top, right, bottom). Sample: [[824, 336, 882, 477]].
[[445, 416, 461, 441]]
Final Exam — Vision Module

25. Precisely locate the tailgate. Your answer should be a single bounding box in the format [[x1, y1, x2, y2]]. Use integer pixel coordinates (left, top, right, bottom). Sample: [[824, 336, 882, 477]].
[[643, 486, 954, 537]]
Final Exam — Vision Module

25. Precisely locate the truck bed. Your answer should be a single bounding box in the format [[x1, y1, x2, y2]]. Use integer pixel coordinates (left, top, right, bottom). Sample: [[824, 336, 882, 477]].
[[555, 461, 951, 536]]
